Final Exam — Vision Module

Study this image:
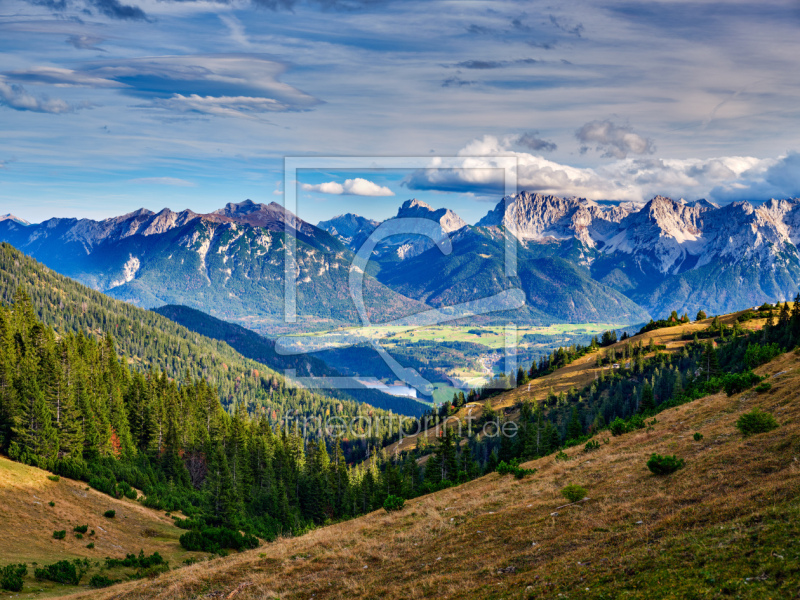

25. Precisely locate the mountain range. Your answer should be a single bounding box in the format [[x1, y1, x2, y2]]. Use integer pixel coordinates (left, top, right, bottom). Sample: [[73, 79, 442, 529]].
[[2, 193, 800, 334]]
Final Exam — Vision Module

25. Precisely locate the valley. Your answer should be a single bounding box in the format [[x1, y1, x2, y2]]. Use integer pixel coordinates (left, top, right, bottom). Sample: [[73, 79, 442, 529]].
[[2, 197, 800, 600], [283, 322, 632, 393]]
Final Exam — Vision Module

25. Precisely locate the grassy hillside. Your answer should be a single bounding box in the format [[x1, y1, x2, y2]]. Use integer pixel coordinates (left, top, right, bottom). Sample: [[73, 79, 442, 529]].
[[57, 348, 800, 600], [0, 456, 196, 598]]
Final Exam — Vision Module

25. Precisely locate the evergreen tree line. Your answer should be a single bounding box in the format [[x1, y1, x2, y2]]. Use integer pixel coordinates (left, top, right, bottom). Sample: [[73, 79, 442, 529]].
[[0, 291, 428, 547], [0, 243, 411, 449]]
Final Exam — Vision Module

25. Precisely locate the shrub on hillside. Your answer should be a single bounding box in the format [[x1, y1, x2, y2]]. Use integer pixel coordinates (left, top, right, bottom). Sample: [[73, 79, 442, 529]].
[[179, 527, 258, 554], [610, 417, 628, 436], [103, 510, 116, 518], [106, 550, 166, 570], [693, 432, 704, 441], [0, 564, 27, 592], [584, 439, 600, 452], [646, 454, 685, 475], [89, 574, 119, 589], [73, 524, 88, 534], [735, 408, 779, 436], [722, 371, 763, 396], [560, 484, 587, 503], [496, 459, 537, 479], [52, 530, 66, 540], [383, 495, 405, 512], [34, 559, 89, 585], [47, 474, 60, 482], [755, 382, 772, 393]]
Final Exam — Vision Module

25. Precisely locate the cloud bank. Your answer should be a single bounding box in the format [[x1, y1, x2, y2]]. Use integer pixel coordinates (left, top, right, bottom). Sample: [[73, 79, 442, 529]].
[[0, 76, 76, 113], [405, 134, 794, 203]]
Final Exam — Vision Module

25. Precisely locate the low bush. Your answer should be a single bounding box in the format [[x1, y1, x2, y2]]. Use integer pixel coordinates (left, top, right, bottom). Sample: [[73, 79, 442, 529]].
[[755, 382, 772, 393], [47, 475, 60, 482], [693, 432, 704, 441], [105, 550, 166, 570], [496, 459, 537, 478], [554, 451, 570, 462], [561, 484, 587, 503], [103, 510, 116, 518], [34, 559, 89, 585], [0, 563, 27, 592], [722, 371, 763, 396], [736, 408, 779, 436], [52, 530, 66, 540], [179, 527, 259, 554], [48, 501, 55, 507], [584, 439, 600, 452], [383, 494, 405, 512], [647, 453, 685, 475], [73, 524, 88, 534], [86, 542, 95, 549], [610, 417, 628, 436], [89, 574, 119, 589]]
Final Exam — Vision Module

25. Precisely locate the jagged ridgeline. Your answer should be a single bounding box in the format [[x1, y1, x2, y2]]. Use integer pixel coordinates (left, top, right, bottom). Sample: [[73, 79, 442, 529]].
[[0, 243, 406, 423]]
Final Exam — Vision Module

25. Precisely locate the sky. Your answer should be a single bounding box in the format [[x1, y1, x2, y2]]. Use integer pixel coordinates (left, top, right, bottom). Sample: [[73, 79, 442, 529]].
[[2, 0, 800, 225]]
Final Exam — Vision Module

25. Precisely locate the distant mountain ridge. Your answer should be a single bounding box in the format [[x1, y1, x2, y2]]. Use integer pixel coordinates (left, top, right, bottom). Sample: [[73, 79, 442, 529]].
[[319, 192, 800, 317], [0, 200, 427, 335], [5, 192, 800, 331]]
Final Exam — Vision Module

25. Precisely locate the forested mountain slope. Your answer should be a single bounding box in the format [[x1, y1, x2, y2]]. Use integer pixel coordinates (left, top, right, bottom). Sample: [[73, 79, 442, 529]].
[[0, 243, 409, 420], [0, 290, 423, 579], [152, 304, 427, 417], [62, 345, 800, 600]]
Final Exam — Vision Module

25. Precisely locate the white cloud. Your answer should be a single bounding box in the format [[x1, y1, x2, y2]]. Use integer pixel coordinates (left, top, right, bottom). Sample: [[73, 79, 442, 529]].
[[405, 134, 781, 203], [576, 120, 655, 159], [4, 67, 121, 88], [128, 177, 196, 186], [0, 76, 75, 114], [301, 177, 394, 196], [149, 94, 291, 120]]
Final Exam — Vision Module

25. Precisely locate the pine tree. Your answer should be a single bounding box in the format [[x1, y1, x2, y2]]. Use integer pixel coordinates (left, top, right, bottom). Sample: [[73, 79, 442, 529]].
[[639, 384, 655, 413], [565, 407, 583, 441], [701, 341, 720, 382]]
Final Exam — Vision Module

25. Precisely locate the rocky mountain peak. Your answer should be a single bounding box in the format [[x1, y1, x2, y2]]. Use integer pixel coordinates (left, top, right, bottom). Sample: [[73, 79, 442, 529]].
[[395, 198, 467, 233], [0, 214, 29, 226], [211, 200, 311, 233]]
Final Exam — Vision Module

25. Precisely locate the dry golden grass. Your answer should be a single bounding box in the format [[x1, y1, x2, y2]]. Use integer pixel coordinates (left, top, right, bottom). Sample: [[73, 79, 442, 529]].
[[0, 456, 197, 597], [62, 347, 800, 600]]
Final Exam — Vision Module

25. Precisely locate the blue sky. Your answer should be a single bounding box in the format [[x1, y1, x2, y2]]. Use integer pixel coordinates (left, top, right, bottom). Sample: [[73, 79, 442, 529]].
[[2, 0, 800, 225]]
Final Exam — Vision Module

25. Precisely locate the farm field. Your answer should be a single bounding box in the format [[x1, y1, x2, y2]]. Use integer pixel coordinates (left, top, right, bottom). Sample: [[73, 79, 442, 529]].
[[288, 323, 635, 394]]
